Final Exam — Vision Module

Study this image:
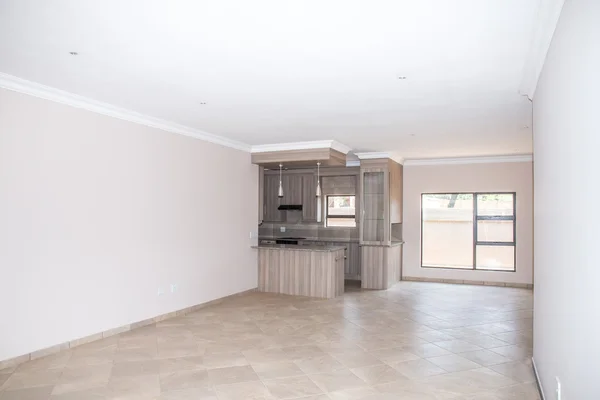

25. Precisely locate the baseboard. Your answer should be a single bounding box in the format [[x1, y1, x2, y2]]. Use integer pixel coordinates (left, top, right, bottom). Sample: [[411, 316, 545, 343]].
[[532, 357, 546, 400], [0, 287, 257, 371], [402, 275, 533, 289]]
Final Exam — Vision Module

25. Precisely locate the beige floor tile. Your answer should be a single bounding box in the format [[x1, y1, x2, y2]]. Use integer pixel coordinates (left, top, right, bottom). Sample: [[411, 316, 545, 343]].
[[16, 352, 72, 373], [157, 344, 204, 359], [461, 335, 510, 349], [160, 369, 211, 391], [458, 350, 512, 367], [331, 350, 382, 369], [111, 360, 161, 377], [214, 381, 274, 400], [489, 361, 536, 383], [49, 387, 106, 400], [426, 354, 482, 373], [307, 369, 367, 392], [374, 379, 460, 399], [263, 375, 324, 399], [207, 365, 259, 386], [294, 354, 345, 374], [1, 283, 537, 400], [243, 348, 290, 364], [370, 347, 421, 364], [432, 340, 483, 354], [401, 343, 452, 358], [0, 386, 54, 400], [104, 375, 161, 399], [0, 374, 11, 387], [158, 387, 218, 400], [327, 386, 381, 400], [251, 362, 304, 380], [113, 346, 158, 363], [202, 352, 248, 369], [419, 368, 518, 396], [488, 345, 532, 362], [158, 357, 205, 375], [350, 364, 407, 386], [391, 358, 447, 380], [2, 369, 64, 390], [52, 364, 112, 395]]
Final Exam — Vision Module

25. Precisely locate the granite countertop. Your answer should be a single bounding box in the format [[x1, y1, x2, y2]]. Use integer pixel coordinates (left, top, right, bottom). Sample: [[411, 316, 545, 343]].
[[252, 244, 347, 252], [259, 237, 360, 243]]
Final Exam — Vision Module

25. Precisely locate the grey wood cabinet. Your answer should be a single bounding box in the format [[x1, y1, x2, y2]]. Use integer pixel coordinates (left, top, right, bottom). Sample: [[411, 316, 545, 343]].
[[263, 175, 283, 222], [302, 174, 318, 221], [282, 174, 303, 205], [361, 244, 401, 289]]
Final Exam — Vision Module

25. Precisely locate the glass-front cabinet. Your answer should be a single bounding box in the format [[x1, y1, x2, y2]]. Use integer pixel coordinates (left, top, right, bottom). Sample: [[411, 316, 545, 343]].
[[359, 164, 390, 245]]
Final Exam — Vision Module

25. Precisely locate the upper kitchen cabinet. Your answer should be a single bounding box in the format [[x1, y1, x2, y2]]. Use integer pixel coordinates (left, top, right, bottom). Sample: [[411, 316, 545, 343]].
[[282, 174, 303, 205], [359, 158, 403, 245], [302, 174, 318, 221], [263, 174, 283, 222]]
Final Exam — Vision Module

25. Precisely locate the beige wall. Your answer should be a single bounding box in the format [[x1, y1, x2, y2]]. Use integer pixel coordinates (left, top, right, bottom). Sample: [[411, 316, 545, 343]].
[[402, 162, 533, 284], [0, 88, 258, 361], [533, 1, 600, 398]]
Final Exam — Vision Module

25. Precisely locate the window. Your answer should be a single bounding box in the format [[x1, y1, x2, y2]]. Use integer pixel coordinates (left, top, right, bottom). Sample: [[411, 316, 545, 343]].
[[421, 193, 516, 271], [326, 195, 356, 227]]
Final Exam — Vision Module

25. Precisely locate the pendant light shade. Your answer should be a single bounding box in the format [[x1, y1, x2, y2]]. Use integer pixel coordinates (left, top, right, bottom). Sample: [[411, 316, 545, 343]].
[[278, 164, 284, 198], [316, 162, 321, 197]]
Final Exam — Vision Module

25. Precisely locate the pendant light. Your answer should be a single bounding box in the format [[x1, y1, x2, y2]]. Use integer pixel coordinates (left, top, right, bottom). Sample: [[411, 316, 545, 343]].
[[278, 164, 284, 198], [316, 162, 322, 197]]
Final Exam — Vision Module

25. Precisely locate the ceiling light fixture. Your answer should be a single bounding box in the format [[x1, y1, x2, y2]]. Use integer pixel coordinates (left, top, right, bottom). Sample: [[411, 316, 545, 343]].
[[200, 102, 207, 105], [69, 52, 78, 56], [278, 164, 284, 198], [316, 162, 322, 197], [397, 76, 407, 80]]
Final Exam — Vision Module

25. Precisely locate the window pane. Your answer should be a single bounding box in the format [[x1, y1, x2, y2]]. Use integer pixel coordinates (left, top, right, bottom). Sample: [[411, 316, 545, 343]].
[[422, 194, 473, 269], [327, 196, 355, 216], [476, 245, 515, 271], [477, 220, 514, 243], [477, 194, 514, 216], [327, 195, 356, 227]]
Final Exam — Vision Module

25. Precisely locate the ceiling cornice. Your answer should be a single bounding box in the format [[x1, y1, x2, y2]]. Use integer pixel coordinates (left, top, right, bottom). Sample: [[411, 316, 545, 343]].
[[0, 72, 251, 152], [404, 154, 533, 166], [519, 0, 565, 100], [354, 152, 404, 165], [250, 140, 352, 154]]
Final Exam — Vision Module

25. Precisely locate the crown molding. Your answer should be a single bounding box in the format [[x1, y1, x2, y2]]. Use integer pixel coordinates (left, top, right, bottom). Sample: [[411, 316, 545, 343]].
[[519, 0, 565, 100], [354, 152, 404, 165], [404, 154, 533, 166], [0, 72, 251, 152], [250, 140, 352, 155]]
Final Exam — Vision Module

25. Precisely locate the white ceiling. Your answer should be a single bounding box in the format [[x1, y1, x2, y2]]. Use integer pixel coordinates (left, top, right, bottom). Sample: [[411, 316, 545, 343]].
[[0, 0, 539, 158]]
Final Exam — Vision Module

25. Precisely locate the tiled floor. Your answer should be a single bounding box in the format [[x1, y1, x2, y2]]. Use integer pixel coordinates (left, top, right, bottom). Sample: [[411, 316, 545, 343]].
[[0, 281, 537, 400]]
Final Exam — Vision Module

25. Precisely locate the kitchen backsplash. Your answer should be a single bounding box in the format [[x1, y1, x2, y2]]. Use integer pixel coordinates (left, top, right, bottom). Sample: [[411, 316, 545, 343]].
[[259, 222, 359, 242]]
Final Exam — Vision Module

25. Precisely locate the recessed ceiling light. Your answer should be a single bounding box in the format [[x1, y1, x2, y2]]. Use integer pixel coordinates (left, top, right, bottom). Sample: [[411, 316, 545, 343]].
[[397, 76, 407, 80], [69, 51, 78, 56], [200, 102, 207, 105], [409, 133, 416, 137]]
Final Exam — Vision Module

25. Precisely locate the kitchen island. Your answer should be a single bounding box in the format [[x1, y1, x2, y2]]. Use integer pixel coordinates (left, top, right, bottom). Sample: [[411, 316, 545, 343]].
[[252, 244, 346, 299]]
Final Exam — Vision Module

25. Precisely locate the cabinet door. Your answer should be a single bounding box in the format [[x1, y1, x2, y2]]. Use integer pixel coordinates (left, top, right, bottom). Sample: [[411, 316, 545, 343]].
[[282, 175, 303, 204], [347, 242, 360, 279], [302, 174, 317, 221], [360, 170, 386, 244], [264, 175, 283, 222]]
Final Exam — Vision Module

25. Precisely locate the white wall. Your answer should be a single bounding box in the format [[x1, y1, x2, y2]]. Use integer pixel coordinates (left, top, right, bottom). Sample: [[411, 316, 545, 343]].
[[532, 1, 600, 398], [0, 88, 258, 361], [403, 162, 533, 285]]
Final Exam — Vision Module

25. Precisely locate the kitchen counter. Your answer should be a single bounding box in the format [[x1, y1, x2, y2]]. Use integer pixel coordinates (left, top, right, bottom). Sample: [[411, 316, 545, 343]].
[[252, 244, 347, 252], [255, 245, 345, 299]]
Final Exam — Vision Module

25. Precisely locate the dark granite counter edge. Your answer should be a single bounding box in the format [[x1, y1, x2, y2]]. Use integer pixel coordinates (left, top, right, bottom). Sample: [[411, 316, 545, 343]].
[[252, 244, 347, 252]]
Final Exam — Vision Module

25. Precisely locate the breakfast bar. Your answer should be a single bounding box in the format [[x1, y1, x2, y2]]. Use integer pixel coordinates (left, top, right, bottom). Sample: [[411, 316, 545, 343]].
[[253, 244, 346, 299]]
